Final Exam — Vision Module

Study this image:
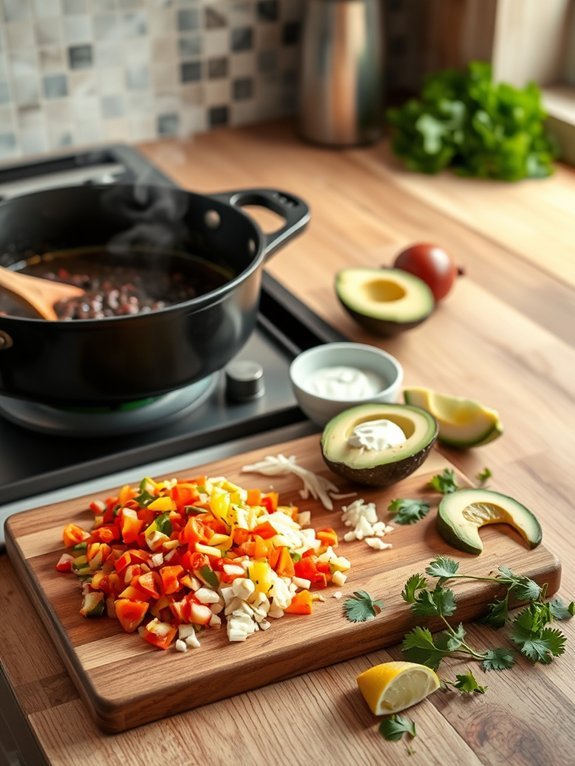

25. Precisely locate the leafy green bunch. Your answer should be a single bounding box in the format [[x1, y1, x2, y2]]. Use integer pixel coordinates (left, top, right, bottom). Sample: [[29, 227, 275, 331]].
[[401, 556, 573, 674], [386, 61, 556, 181]]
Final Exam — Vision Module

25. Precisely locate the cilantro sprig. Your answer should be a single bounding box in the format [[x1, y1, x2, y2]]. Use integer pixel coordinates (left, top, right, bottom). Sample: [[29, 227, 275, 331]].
[[388, 498, 431, 525], [343, 591, 384, 623], [400, 556, 574, 675], [428, 469, 459, 494]]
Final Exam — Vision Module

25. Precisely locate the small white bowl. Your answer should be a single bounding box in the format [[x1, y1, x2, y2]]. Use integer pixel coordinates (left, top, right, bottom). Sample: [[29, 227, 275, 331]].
[[289, 342, 404, 427]]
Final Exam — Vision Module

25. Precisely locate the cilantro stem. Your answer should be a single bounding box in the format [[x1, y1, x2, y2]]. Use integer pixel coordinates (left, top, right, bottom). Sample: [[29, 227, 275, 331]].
[[440, 616, 489, 660]]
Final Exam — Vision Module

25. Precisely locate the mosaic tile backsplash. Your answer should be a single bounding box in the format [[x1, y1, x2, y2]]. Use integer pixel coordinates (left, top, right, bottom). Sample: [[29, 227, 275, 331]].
[[0, 0, 306, 160]]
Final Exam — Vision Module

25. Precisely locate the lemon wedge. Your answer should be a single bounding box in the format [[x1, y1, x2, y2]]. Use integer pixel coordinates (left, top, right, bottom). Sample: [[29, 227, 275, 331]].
[[403, 387, 503, 448], [357, 661, 440, 715]]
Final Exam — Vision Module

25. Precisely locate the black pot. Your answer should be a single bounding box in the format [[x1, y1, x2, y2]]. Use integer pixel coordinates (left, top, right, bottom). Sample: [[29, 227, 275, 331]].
[[0, 184, 309, 406]]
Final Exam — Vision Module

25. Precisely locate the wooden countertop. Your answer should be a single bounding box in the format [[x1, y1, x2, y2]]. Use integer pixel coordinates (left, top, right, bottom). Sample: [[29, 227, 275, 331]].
[[2, 119, 574, 765]]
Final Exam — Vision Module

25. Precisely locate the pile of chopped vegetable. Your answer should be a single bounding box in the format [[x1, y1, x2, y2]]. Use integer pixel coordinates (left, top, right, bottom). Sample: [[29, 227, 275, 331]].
[[56, 474, 351, 651]]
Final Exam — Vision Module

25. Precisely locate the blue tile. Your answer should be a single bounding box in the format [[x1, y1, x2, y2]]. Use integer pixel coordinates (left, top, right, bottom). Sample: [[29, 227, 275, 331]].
[[208, 105, 228, 127], [178, 35, 202, 57], [123, 10, 148, 36], [232, 77, 253, 101], [181, 61, 202, 82], [68, 44, 93, 69], [231, 27, 253, 52], [43, 73, 69, 99], [157, 112, 180, 136], [3, 0, 30, 22], [177, 8, 200, 31], [0, 132, 17, 157], [205, 6, 226, 28], [258, 49, 277, 73], [257, 1, 278, 22], [208, 57, 228, 79]]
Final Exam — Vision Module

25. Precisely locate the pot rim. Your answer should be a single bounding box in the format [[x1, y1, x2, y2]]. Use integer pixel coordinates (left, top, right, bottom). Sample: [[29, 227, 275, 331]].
[[0, 183, 268, 324]]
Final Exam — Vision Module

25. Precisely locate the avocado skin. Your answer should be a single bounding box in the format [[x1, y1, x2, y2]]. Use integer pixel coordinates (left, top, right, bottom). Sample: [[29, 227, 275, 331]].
[[322, 434, 436, 488], [436, 489, 543, 554], [336, 302, 430, 337]]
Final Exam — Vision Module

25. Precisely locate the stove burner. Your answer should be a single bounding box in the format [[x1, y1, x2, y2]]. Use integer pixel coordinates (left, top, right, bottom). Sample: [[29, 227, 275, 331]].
[[0, 375, 217, 437]]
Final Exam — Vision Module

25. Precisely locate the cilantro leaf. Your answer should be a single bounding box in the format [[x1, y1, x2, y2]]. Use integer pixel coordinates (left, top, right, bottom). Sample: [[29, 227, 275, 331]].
[[479, 596, 509, 629], [402, 626, 451, 670], [481, 647, 516, 671], [411, 586, 457, 618], [426, 556, 460, 581], [549, 598, 575, 621], [475, 467, 492, 487], [445, 622, 466, 651], [447, 671, 487, 695], [496, 568, 542, 602], [512, 602, 552, 635], [388, 498, 431, 525], [428, 469, 459, 494], [401, 574, 427, 604], [379, 714, 417, 742], [512, 627, 566, 664], [343, 591, 383, 623]]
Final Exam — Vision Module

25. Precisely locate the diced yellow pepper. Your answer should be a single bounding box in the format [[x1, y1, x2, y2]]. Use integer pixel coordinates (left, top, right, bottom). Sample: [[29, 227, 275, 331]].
[[148, 496, 176, 512], [248, 560, 273, 594]]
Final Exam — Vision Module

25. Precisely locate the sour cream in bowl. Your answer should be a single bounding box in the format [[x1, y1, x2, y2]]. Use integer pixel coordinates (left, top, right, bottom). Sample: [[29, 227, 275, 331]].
[[289, 342, 403, 427]]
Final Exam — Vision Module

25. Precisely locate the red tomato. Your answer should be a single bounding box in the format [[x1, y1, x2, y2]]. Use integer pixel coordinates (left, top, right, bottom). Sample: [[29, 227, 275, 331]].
[[393, 243, 460, 301]]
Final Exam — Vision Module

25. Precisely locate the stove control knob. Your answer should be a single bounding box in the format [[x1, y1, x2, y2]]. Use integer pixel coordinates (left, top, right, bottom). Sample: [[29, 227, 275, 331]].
[[225, 360, 265, 402]]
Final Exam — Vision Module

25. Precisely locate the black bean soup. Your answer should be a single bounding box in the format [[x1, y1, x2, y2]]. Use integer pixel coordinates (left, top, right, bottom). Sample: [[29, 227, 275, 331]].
[[0, 248, 235, 320]]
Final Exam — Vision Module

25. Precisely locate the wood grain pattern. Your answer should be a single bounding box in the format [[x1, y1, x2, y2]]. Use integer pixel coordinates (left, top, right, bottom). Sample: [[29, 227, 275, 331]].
[[5, 435, 560, 733]]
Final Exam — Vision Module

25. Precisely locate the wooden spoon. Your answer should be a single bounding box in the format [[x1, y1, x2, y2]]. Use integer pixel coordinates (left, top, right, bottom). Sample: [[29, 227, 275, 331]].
[[0, 266, 86, 320]]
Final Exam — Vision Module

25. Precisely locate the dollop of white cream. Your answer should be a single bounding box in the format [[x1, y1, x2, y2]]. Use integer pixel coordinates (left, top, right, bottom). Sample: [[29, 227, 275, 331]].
[[304, 366, 383, 400], [348, 419, 406, 451]]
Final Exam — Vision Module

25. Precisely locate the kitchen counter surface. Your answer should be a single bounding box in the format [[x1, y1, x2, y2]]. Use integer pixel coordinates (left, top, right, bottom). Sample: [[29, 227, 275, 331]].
[[2, 119, 574, 765]]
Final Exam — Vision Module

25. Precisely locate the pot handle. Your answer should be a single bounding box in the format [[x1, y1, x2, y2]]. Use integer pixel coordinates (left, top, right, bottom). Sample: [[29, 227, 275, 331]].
[[210, 188, 310, 258]]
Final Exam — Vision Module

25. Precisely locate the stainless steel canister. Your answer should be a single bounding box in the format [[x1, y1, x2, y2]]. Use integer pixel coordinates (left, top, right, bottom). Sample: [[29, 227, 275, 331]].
[[298, 0, 384, 147]]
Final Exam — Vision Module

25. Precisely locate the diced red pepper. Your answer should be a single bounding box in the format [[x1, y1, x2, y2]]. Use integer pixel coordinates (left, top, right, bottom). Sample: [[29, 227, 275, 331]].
[[160, 564, 184, 595], [284, 590, 313, 615], [115, 599, 149, 633], [316, 527, 338, 548], [62, 523, 89, 548], [141, 618, 177, 650]]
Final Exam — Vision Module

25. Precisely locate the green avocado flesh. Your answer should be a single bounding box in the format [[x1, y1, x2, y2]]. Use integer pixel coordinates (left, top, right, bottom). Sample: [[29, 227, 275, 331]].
[[335, 268, 435, 336], [437, 488, 542, 554], [320, 403, 438, 488], [404, 387, 503, 448]]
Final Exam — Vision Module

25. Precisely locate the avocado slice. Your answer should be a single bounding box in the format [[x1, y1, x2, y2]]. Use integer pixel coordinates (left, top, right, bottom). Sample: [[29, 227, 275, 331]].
[[335, 268, 435, 336], [404, 387, 503, 448], [437, 488, 542, 554], [321, 402, 438, 488]]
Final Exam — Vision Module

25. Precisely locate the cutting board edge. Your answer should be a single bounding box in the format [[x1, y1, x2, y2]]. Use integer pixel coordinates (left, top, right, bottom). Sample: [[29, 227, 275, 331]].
[[9, 532, 562, 734], [91, 542, 562, 733], [4, 526, 114, 729]]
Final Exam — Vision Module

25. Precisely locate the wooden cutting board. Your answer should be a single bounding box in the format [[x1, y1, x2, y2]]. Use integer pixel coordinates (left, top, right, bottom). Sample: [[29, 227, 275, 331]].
[[5, 434, 561, 734]]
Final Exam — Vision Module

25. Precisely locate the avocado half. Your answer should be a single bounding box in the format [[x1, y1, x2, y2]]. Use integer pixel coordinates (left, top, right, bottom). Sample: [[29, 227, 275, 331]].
[[404, 387, 503, 448], [437, 488, 542, 554], [320, 403, 438, 488], [335, 268, 435, 336]]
